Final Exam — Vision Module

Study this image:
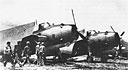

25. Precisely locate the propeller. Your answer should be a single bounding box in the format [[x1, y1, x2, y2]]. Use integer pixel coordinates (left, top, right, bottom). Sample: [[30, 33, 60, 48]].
[[71, 9, 86, 40], [110, 26, 125, 56], [110, 26, 125, 36], [118, 31, 125, 56]]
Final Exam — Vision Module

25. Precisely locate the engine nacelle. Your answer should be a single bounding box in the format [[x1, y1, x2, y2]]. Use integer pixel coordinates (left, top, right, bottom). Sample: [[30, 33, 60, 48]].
[[88, 32, 120, 47], [33, 24, 78, 47], [87, 31, 120, 55]]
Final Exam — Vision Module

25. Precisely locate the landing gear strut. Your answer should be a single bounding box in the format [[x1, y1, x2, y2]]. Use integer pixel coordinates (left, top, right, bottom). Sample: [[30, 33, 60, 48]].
[[87, 56, 93, 62]]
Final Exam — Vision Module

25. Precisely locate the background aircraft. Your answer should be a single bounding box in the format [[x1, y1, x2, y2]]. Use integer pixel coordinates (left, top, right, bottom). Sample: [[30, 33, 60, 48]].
[[71, 27, 125, 62]]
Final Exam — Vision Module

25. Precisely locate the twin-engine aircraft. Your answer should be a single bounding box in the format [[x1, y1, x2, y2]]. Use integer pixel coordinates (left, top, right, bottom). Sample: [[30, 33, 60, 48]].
[[0, 9, 125, 63]]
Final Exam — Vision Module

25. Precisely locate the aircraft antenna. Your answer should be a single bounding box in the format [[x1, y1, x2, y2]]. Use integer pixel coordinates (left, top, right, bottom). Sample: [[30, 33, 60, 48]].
[[71, 9, 77, 25]]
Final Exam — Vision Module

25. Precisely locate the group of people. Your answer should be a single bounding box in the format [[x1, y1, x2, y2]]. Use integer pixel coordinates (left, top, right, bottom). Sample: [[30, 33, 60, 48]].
[[2, 41, 46, 67]]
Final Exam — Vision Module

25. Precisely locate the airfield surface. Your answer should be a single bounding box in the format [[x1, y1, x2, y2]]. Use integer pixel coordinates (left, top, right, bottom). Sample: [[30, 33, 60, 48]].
[[0, 55, 128, 70]]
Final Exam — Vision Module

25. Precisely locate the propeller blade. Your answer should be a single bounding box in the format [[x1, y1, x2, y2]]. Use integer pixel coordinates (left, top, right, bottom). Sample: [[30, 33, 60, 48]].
[[77, 31, 85, 39], [71, 9, 77, 25], [120, 31, 125, 36], [110, 26, 116, 32]]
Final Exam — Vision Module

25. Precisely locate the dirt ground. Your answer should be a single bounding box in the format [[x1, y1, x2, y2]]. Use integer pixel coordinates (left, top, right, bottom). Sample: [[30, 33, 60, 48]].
[[0, 55, 128, 70]]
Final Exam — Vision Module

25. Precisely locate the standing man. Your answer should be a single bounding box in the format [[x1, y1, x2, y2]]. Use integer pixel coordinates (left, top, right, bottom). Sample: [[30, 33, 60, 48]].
[[22, 41, 31, 65], [14, 41, 22, 58], [13, 41, 22, 67], [35, 42, 40, 65], [36, 42, 46, 66], [3, 41, 14, 67]]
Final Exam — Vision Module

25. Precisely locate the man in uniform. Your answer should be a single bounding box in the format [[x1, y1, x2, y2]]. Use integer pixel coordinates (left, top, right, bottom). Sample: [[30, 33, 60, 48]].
[[3, 41, 14, 67], [22, 41, 31, 65], [13, 41, 22, 67], [35, 42, 40, 65], [36, 42, 46, 66], [14, 41, 22, 58]]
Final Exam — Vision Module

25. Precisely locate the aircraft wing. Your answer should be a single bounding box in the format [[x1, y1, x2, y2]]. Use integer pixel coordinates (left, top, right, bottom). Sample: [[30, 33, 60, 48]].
[[0, 22, 36, 51]]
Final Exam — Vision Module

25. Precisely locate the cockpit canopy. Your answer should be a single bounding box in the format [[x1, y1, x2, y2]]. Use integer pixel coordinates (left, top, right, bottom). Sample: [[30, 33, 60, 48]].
[[87, 30, 97, 36], [38, 22, 51, 31]]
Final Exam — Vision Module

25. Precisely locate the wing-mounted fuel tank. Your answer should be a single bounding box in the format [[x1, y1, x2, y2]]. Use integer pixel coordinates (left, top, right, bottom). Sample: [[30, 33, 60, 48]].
[[33, 23, 79, 47]]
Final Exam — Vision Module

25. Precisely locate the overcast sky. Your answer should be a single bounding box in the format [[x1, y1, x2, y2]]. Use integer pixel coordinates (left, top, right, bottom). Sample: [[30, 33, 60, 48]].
[[0, 0, 128, 41]]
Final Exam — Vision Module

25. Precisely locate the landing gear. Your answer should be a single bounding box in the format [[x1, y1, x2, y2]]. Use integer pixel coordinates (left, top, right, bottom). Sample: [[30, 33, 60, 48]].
[[86, 45, 94, 62], [87, 56, 93, 62]]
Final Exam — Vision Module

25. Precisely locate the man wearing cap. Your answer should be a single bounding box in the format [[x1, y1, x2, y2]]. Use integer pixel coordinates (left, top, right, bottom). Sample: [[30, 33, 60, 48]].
[[36, 42, 46, 66], [35, 42, 40, 65], [22, 41, 31, 65], [3, 41, 14, 67]]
